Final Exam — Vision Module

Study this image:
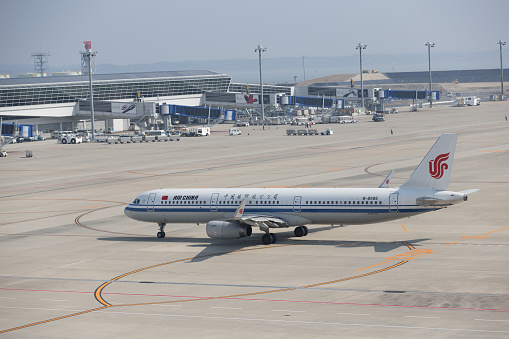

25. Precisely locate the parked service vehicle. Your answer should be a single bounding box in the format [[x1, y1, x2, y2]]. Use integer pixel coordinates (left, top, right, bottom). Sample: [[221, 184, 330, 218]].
[[59, 134, 83, 144], [51, 131, 72, 139], [454, 97, 481, 107], [190, 127, 210, 136], [372, 113, 385, 122], [0, 150, 7, 157], [119, 135, 132, 143], [339, 116, 358, 123], [229, 128, 242, 136], [169, 132, 181, 141], [464, 97, 481, 106], [144, 130, 166, 142], [107, 136, 119, 144], [94, 134, 108, 142], [131, 135, 144, 143]]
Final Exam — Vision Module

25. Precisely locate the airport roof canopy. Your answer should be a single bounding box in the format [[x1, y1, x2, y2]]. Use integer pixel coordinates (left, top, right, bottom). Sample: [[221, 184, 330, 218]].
[[0, 70, 228, 87]]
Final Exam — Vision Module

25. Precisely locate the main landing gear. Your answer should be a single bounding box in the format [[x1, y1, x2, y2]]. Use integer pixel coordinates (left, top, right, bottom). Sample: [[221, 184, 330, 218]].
[[262, 233, 277, 245], [157, 222, 166, 238], [294, 226, 309, 237], [261, 226, 309, 245]]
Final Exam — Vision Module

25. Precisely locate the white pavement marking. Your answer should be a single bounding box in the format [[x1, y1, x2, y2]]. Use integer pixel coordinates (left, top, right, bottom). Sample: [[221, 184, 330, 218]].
[[92, 310, 509, 334], [273, 310, 305, 313], [337, 313, 371, 316], [1, 306, 508, 334]]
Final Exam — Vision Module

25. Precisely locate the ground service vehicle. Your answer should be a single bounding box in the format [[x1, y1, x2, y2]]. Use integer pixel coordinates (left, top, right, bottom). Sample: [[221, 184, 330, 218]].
[[59, 134, 83, 144], [229, 128, 242, 135]]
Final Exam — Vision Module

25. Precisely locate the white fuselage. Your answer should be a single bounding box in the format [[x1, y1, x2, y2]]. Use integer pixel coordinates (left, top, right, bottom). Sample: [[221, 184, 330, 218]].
[[124, 187, 450, 226]]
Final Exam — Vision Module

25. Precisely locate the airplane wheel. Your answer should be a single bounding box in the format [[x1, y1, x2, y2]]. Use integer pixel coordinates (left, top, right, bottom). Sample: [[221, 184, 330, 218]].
[[302, 226, 309, 236], [294, 226, 304, 237], [262, 234, 272, 245], [270, 233, 277, 244], [157, 231, 166, 238]]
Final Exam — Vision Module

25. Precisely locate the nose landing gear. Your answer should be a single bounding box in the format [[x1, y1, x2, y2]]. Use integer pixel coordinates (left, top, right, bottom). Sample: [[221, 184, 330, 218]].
[[157, 222, 166, 238]]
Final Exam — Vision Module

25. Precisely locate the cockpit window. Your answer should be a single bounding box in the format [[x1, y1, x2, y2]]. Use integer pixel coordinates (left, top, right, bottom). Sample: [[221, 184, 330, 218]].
[[132, 198, 141, 204]]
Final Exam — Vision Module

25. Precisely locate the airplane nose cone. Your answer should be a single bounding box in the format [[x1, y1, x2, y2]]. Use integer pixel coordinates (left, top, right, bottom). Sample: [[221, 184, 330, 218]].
[[124, 206, 132, 218]]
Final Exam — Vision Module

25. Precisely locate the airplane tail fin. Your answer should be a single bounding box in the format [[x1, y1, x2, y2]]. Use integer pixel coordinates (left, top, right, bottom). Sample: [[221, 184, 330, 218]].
[[401, 134, 457, 191]]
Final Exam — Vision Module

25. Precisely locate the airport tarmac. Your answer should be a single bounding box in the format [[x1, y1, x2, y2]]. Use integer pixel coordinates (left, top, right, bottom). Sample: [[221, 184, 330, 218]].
[[1, 102, 508, 338]]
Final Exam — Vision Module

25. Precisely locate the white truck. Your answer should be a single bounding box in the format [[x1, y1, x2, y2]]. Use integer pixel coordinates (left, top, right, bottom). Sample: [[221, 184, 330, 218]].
[[190, 127, 210, 136], [454, 97, 481, 106]]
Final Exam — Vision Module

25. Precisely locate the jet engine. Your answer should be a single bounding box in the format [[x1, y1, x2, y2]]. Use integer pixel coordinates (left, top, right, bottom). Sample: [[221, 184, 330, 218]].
[[206, 221, 252, 240]]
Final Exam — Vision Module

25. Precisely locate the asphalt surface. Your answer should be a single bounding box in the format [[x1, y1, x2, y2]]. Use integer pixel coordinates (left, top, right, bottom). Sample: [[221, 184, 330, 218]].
[[1, 101, 508, 338]]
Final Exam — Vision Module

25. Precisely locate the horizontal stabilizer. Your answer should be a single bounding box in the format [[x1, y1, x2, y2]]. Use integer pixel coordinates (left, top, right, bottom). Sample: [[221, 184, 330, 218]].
[[458, 189, 480, 195]]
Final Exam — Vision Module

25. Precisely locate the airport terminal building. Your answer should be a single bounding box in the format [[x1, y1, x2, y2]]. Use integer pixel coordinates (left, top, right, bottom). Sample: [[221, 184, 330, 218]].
[[0, 70, 297, 134], [0, 70, 234, 132]]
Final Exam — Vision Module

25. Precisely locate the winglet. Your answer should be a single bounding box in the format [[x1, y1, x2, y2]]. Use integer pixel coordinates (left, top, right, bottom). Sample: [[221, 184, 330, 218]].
[[378, 170, 395, 188], [231, 198, 248, 220]]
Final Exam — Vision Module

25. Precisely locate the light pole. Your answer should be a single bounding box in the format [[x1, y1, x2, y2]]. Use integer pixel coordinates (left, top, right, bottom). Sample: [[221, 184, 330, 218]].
[[302, 55, 306, 81], [255, 45, 267, 130], [426, 42, 435, 108], [356, 43, 367, 110], [498, 40, 506, 100], [83, 41, 97, 140]]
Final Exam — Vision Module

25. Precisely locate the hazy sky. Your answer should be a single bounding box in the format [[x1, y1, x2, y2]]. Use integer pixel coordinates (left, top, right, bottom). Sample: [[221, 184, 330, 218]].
[[1, 0, 508, 66]]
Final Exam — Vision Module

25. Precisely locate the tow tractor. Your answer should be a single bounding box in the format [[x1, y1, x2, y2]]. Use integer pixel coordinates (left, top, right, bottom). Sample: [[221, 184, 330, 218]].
[[58, 134, 83, 144]]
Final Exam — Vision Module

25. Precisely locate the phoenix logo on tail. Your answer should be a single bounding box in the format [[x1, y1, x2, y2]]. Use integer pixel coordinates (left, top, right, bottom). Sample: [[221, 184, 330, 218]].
[[429, 152, 449, 179]]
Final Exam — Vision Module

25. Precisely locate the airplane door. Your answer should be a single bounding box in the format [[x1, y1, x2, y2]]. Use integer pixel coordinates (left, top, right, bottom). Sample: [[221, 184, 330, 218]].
[[147, 193, 157, 211], [293, 196, 302, 212], [389, 193, 399, 212], [210, 193, 219, 211]]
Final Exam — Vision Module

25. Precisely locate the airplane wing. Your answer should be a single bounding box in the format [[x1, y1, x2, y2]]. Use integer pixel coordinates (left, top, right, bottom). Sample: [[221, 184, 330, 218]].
[[238, 215, 289, 229], [227, 198, 291, 231]]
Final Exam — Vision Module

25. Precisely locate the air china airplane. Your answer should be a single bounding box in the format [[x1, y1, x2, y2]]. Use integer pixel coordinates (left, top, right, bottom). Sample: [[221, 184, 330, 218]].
[[124, 134, 478, 245]]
